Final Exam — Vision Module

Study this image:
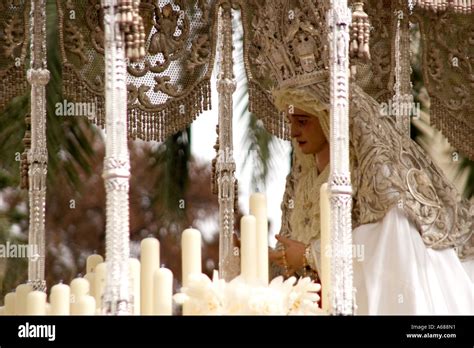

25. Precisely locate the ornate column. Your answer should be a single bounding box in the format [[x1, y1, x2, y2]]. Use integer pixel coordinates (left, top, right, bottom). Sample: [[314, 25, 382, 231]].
[[101, 0, 131, 315], [327, 0, 354, 315], [27, 0, 50, 292], [216, 3, 239, 281]]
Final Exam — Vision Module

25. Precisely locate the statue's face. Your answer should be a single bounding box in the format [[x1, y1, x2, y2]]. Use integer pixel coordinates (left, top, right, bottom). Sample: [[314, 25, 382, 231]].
[[289, 107, 327, 155]]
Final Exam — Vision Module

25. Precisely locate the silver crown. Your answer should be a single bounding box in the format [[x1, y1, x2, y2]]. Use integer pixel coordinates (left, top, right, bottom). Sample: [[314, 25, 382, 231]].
[[248, 0, 331, 91]]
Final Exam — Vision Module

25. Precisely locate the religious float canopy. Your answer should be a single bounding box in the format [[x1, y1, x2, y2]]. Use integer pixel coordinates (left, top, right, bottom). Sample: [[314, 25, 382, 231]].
[[0, 0, 473, 315], [2, 0, 472, 154]]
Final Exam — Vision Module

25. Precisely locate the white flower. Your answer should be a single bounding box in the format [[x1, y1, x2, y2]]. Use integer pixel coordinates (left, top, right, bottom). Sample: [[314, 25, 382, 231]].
[[173, 272, 226, 315], [246, 285, 284, 315], [269, 275, 298, 298], [223, 276, 251, 314], [173, 272, 324, 315], [287, 277, 322, 315]]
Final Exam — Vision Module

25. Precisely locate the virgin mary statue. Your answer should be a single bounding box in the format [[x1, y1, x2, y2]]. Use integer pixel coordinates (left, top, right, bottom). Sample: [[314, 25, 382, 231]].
[[244, 0, 473, 314]]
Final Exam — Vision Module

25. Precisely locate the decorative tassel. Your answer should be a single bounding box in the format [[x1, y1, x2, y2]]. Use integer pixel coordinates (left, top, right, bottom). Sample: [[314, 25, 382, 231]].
[[417, 0, 472, 12], [350, 2, 371, 62], [118, 0, 146, 62]]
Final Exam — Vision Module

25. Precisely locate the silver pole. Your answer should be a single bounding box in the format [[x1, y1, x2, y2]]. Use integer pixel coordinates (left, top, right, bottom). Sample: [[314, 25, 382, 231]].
[[216, 4, 239, 281], [327, 0, 354, 315], [101, 0, 131, 315], [27, 0, 49, 292]]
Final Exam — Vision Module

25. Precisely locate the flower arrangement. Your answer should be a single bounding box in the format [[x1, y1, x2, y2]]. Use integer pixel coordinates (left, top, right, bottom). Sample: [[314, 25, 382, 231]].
[[174, 271, 324, 315]]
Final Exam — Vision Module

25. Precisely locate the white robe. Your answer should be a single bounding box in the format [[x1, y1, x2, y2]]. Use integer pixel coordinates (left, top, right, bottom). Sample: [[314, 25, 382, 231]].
[[354, 208, 474, 314], [313, 207, 474, 314]]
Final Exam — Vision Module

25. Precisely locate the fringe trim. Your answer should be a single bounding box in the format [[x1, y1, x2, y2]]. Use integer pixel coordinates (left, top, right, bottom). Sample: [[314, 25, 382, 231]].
[[128, 78, 211, 142], [63, 64, 212, 142], [248, 80, 290, 141], [63, 64, 106, 128], [431, 98, 474, 162]]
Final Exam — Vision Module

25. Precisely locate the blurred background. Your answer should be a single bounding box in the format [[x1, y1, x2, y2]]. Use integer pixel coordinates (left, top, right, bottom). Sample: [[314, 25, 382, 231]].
[[0, 3, 472, 302]]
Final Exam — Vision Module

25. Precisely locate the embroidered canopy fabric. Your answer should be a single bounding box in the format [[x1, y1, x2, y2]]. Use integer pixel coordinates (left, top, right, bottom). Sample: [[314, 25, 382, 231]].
[[57, 0, 218, 142], [0, 0, 29, 112], [413, 7, 474, 161], [238, 0, 299, 141]]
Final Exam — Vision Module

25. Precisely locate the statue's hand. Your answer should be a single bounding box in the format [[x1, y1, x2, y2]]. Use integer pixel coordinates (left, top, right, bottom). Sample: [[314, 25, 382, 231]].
[[274, 234, 306, 274]]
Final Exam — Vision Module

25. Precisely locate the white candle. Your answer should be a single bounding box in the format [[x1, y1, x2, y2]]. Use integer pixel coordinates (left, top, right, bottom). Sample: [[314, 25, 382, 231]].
[[70, 277, 90, 315], [320, 183, 331, 313], [50, 283, 70, 315], [249, 193, 269, 284], [84, 273, 95, 299], [4, 292, 16, 315], [86, 254, 104, 274], [94, 262, 107, 311], [76, 295, 96, 315], [140, 238, 160, 315], [0, 306, 4, 315], [71, 277, 89, 297], [129, 258, 140, 315], [240, 215, 257, 283], [181, 228, 201, 287], [15, 284, 32, 315], [26, 291, 46, 315], [153, 267, 173, 315], [85, 253, 101, 304]]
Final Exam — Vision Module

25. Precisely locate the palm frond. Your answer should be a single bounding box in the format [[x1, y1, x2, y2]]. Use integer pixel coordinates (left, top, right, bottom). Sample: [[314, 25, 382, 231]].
[[148, 128, 191, 220]]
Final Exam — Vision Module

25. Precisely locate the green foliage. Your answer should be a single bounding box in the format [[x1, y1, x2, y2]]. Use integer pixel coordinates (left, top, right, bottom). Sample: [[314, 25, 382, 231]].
[[459, 157, 474, 199], [149, 129, 191, 220]]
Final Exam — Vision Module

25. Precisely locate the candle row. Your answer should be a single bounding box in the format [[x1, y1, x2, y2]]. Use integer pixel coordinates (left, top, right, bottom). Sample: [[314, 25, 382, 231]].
[[0, 236, 178, 315], [0, 280, 96, 315], [0, 198, 275, 316]]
